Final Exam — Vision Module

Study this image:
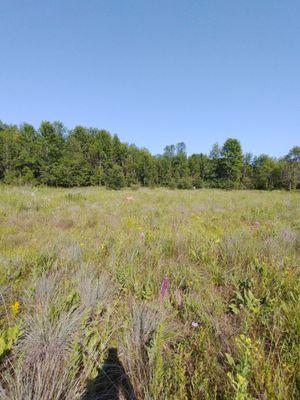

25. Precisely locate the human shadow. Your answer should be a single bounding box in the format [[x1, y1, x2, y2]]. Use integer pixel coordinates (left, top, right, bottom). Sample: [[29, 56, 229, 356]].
[[81, 347, 137, 400]]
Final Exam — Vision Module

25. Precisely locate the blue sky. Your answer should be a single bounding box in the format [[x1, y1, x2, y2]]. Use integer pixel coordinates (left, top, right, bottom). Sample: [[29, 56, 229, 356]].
[[0, 0, 299, 156]]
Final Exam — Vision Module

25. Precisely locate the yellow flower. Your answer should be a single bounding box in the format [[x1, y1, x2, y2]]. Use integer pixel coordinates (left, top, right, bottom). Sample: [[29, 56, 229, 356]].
[[11, 301, 20, 316]]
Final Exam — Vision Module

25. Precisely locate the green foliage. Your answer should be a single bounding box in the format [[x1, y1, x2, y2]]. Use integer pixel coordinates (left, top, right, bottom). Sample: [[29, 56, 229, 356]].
[[0, 120, 298, 189], [0, 325, 20, 361], [226, 335, 255, 400], [220, 138, 243, 185], [253, 154, 277, 190], [283, 146, 300, 190], [177, 176, 193, 189], [229, 279, 260, 315], [106, 165, 125, 189]]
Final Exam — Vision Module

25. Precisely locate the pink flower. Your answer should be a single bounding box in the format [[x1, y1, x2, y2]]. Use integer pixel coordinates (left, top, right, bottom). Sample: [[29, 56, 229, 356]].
[[161, 276, 169, 300], [191, 321, 199, 328], [254, 221, 260, 228], [140, 231, 145, 240]]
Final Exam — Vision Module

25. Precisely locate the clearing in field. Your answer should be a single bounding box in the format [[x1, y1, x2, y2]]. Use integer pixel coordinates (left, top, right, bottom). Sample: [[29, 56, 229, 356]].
[[0, 187, 299, 399]]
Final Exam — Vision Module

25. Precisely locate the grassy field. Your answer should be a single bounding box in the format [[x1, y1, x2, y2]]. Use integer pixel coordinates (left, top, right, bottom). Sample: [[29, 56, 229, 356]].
[[0, 186, 299, 399]]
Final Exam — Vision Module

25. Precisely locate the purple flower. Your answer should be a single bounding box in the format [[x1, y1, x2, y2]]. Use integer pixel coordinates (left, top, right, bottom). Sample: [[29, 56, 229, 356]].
[[161, 276, 169, 300], [140, 231, 145, 240]]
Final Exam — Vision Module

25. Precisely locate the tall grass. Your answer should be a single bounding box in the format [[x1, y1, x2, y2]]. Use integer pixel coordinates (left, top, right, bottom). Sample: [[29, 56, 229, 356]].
[[0, 186, 299, 399]]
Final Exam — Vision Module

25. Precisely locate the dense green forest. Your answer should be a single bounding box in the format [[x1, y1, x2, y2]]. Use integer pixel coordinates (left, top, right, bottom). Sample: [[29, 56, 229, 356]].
[[0, 120, 299, 189]]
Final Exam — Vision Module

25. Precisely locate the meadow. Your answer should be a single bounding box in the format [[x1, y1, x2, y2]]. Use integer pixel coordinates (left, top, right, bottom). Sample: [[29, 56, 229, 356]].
[[0, 186, 299, 399]]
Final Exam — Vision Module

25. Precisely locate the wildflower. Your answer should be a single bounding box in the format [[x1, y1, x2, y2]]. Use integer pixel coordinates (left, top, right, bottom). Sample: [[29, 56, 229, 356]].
[[161, 276, 169, 300], [140, 231, 145, 240], [191, 321, 199, 328], [254, 221, 260, 228], [11, 301, 20, 316]]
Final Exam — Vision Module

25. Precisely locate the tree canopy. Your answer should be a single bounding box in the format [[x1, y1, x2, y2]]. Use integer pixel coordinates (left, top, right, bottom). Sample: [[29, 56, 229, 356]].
[[0, 120, 299, 190]]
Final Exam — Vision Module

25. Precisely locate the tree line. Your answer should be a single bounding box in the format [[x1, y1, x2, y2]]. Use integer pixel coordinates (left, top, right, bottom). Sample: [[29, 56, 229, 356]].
[[0, 120, 299, 190]]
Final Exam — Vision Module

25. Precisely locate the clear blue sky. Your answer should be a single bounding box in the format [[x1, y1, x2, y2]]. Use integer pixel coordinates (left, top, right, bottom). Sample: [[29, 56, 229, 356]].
[[1, 1, 299, 157]]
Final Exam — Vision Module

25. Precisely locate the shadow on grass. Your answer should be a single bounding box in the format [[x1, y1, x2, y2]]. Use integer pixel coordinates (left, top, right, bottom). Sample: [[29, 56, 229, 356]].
[[81, 347, 137, 400]]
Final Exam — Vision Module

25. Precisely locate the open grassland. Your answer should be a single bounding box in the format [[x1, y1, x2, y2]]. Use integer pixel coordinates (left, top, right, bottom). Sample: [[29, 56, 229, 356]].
[[0, 186, 299, 399]]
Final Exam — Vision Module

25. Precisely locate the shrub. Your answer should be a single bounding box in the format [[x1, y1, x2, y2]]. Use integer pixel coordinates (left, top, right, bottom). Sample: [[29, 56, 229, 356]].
[[176, 177, 193, 189]]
